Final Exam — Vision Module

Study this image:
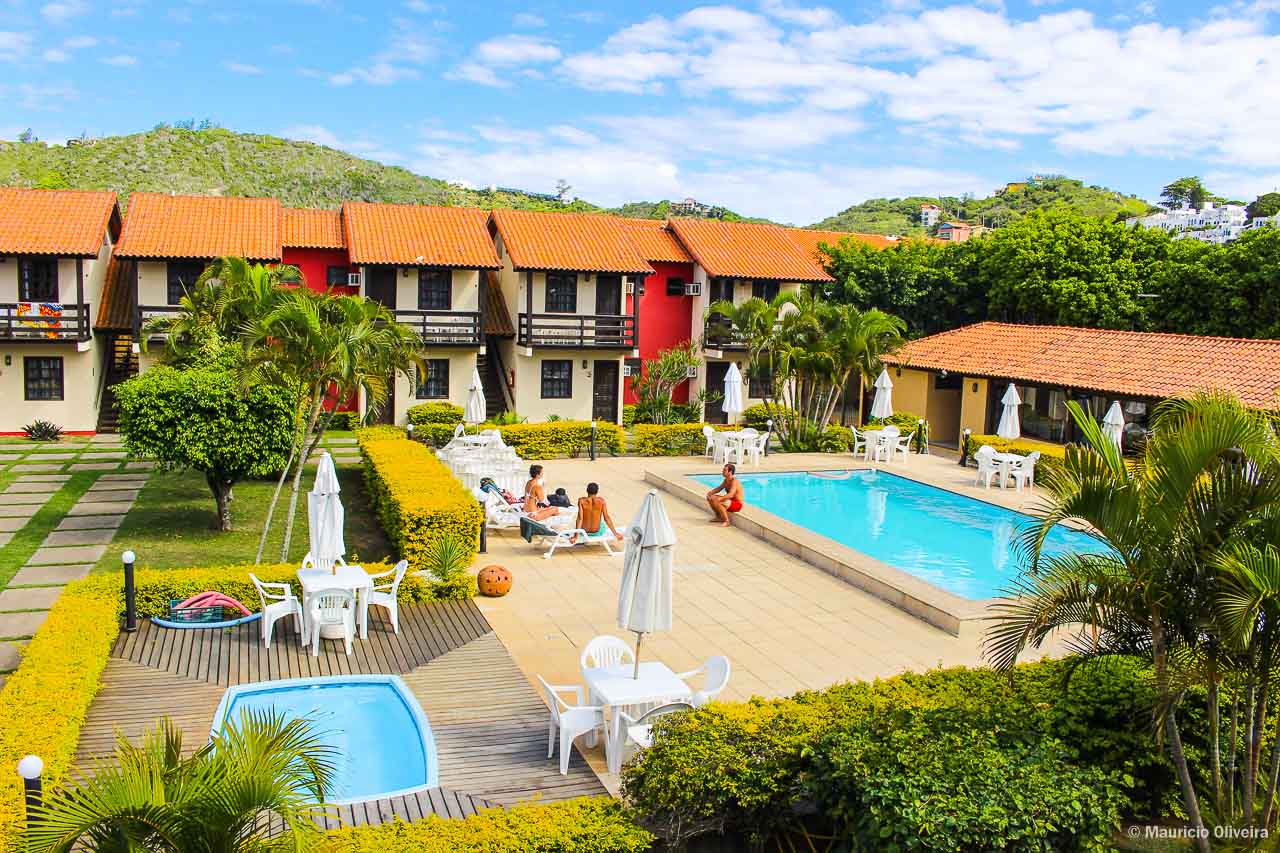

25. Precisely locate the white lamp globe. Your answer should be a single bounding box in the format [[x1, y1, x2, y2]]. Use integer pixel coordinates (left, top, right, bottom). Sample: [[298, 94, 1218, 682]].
[[122, 550, 136, 564], [17, 755, 42, 780]]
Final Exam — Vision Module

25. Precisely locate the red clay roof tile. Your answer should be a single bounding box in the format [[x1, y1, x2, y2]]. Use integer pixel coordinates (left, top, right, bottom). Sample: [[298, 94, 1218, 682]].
[[0, 188, 119, 257], [115, 193, 282, 260], [283, 208, 345, 249], [616, 217, 693, 264], [885, 322, 1280, 409], [342, 202, 499, 268], [491, 209, 652, 274], [668, 219, 832, 282]]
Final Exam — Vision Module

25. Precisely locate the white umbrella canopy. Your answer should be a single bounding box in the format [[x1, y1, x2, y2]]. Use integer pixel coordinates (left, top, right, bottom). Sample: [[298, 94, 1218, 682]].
[[722, 362, 744, 421], [870, 368, 894, 419], [996, 384, 1022, 440], [617, 489, 676, 678], [464, 368, 487, 425], [307, 452, 345, 573], [1102, 401, 1125, 452]]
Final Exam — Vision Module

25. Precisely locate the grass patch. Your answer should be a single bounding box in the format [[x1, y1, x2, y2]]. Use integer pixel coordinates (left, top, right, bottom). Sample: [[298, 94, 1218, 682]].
[[96, 463, 394, 572], [0, 473, 98, 587]]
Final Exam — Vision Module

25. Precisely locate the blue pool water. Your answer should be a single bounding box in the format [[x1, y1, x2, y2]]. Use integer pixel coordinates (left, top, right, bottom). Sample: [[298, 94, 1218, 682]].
[[210, 675, 437, 803], [692, 469, 1107, 599]]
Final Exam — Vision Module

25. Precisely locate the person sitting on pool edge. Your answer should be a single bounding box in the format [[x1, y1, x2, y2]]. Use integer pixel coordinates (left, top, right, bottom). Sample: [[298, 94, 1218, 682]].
[[706, 463, 744, 527], [575, 482, 625, 542]]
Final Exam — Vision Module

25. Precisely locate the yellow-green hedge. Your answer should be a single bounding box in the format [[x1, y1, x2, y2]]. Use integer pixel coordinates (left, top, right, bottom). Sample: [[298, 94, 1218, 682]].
[[319, 797, 653, 852], [496, 421, 624, 460], [406, 402, 464, 426], [632, 423, 736, 457], [967, 434, 1067, 476], [358, 431, 483, 573]]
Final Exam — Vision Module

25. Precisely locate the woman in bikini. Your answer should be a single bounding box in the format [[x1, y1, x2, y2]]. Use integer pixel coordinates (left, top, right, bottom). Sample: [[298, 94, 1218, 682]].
[[522, 464, 560, 522], [574, 482, 625, 541]]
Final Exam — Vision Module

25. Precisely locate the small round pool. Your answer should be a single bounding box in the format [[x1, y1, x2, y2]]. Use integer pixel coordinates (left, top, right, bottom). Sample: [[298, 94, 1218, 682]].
[[210, 675, 438, 803]]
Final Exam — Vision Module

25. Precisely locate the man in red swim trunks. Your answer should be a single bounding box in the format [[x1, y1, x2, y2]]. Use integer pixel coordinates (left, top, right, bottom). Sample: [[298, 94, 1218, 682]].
[[705, 463, 745, 528]]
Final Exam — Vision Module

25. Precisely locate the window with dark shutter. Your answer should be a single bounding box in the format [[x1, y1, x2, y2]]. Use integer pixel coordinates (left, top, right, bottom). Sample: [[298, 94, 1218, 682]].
[[540, 360, 573, 398], [545, 273, 577, 313], [24, 356, 64, 401], [167, 261, 205, 305], [18, 258, 58, 302], [326, 266, 349, 288], [418, 269, 452, 310], [666, 277, 686, 297], [415, 359, 450, 399]]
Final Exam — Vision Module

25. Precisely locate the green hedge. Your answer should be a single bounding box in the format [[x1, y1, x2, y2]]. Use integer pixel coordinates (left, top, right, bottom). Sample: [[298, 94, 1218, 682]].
[[407, 402, 464, 426], [742, 403, 795, 429], [632, 423, 736, 456], [622, 404, 637, 428], [865, 411, 923, 431], [967, 434, 1067, 478], [319, 798, 653, 852], [818, 425, 853, 452], [623, 658, 1200, 849], [357, 429, 483, 577], [496, 421, 624, 460], [322, 411, 362, 431]]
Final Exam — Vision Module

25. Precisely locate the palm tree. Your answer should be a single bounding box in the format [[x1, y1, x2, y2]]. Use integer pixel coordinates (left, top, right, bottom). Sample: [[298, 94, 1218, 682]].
[[24, 710, 335, 852], [245, 288, 425, 562], [986, 394, 1280, 849]]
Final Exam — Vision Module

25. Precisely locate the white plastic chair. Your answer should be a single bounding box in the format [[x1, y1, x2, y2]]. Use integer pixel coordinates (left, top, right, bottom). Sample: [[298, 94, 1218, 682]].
[[890, 431, 913, 463], [612, 701, 695, 772], [701, 425, 716, 459], [452, 423, 465, 439], [869, 425, 899, 463], [536, 676, 605, 775], [308, 588, 356, 656], [1007, 451, 1040, 491], [580, 634, 636, 674], [367, 559, 409, 634], [678, 656, 732, 706], [973, 445, 1001, 488], [301, 552, 348, 571], [851, 428, 869, 459], [249, 573, 304, 649], [484, 490, 525, 530], [743, 432, 768, 466]]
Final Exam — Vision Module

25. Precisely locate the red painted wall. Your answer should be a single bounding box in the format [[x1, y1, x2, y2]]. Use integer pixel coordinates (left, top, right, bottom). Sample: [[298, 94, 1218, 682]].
[[625, 260, 696, 404], [281, 247, 355, 295]]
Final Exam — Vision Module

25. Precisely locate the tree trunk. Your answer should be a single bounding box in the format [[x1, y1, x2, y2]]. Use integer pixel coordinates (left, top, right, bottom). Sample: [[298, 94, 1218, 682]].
[[278, 395, 327, 562], [1260, 710, 1280, 827], [1209, 668, 1223, 812], [206, 473, 234, 532], [1230, 695, 1240, 817], [255, 383, 311, 564], [1167, 710, 1210, 853]]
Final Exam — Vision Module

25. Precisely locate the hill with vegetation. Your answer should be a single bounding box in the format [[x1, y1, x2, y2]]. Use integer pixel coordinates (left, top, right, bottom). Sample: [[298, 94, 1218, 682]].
[[810, 176, 1158, 236]]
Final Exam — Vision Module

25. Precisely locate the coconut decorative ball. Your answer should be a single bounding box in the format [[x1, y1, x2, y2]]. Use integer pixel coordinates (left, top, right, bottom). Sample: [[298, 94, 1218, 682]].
[[477, 565, 513, 597]]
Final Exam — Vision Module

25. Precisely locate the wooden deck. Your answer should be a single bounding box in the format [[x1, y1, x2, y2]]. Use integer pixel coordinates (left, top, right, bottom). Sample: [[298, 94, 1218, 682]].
[[75, 600, 605, 827]]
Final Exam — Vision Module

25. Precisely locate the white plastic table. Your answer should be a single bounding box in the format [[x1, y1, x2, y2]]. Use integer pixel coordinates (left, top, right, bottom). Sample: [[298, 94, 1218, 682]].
[[992, 452, 1023, 488], [715, 430, 756, 465], [583, 661, 693, 773], [298, 564, 372, 640]]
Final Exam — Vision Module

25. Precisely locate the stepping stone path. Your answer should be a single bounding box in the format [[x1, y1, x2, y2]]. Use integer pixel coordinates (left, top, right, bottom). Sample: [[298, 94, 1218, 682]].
[[309, 436, 363, 467], [0, 469, 149, 659]]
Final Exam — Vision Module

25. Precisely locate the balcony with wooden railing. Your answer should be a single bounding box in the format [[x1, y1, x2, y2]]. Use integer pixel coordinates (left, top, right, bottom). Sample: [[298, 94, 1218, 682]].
[[518, 313, 637, 349], [0, 302, 91, 343], [392, 310, 482, 346], [703, 317, 748, 350]]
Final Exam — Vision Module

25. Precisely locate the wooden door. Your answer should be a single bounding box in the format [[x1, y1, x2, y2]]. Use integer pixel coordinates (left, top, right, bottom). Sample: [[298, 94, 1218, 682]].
[[592, 360, 620, 423], [704, 362, 730, 424], [595, 274, 623, 346], [366, 267, 397, 308]]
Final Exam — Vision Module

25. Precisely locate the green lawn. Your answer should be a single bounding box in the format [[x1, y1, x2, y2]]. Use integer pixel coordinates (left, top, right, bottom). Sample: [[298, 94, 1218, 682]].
[[0, 472, 98, 587], [95, 464, 394, 572]]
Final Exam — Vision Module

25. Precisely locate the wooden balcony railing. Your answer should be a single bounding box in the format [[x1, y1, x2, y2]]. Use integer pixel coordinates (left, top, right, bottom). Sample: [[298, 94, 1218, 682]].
[[135, 304, 184, 339], [703, 317, 747, 350], [518, 313, 637, 349], [392, 310, 482, 346], [0, 302, 91, 342]]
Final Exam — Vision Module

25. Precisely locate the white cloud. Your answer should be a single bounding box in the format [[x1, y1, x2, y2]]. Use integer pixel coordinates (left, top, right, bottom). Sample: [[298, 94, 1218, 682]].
[[759, 0, 840, 27], [43, 48, 68, 62], [474, 34, 560, 65], [40, 0, 86, 23], [548, 125, 600, 145], [325, 18, 434, 86], [280, 124, 403, 163], [513, 12, 546, 27], [444, 62, 507, 87], [101, 54, 138, 67], [0, 31, 33, 61], [404, 0, 442, 11], [224, 61, 263, 75], [2, 82, 79, 110]]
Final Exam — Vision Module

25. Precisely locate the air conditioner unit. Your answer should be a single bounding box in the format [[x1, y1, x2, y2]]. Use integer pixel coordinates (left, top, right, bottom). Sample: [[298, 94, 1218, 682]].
[[622, 364, 634, 377], [685, 365, 699, 378], [624, 282, 635, 295], [684, 282, 702, 296], [347, 271, 363, 287]]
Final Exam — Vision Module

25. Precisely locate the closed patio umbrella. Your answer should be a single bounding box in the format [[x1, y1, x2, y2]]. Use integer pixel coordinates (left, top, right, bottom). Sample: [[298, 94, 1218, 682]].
[[464, 368, 487, 425], [1102, 401, 1125, 452], [617, 489, 676, 678], [996, 384, 1021, 440], [722, 362, 744, 422], [307, 451, 345, 573], [870, 368, 893, 419]]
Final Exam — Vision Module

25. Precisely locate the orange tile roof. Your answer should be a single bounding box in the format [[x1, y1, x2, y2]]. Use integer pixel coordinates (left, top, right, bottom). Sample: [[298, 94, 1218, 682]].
[[788, 228, 899, 260], [283, 208, 345, 249], [115, 193, 282, 260], [343, 202, 499, 268], [884, 322, 1280, 409], [616, 217, 693, 264], [668, 219, 832, 282], [483, 270, 515, 337], [491, 209, 652, 274], [95, 255, 133, 330], [0, 188, 120, 256]]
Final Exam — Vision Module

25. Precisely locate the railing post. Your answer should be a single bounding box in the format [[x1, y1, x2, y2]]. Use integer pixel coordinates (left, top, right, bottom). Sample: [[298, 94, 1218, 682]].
[[122, 549, 137, 632], [17, 755, 43, 826]]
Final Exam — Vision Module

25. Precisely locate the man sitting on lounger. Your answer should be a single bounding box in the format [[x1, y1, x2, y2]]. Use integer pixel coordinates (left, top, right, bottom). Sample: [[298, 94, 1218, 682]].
[[706, 463, 745, 527], [575, 482, 624, 542]]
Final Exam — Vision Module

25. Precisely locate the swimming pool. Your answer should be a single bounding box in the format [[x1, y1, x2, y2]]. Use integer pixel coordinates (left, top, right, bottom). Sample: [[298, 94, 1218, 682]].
[[210, 675, 437, 803], [691, 469, 1107, 599]]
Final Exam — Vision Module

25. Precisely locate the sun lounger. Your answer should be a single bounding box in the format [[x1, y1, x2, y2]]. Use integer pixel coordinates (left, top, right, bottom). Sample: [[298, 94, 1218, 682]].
[[520, 515, 618, 559]]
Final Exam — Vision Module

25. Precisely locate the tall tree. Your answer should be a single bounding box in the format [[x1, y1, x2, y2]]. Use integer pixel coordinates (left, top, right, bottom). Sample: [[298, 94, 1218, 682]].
[[1247, 192, 1280, 220], [1161, 176, 1210, 210]]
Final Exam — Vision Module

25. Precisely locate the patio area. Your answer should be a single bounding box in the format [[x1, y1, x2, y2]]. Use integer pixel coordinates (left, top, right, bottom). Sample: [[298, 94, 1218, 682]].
[[473, 448, 1053, 786]]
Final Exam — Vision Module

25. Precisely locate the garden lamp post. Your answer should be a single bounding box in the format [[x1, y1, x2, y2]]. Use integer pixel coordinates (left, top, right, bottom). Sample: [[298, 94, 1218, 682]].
[[765, 419, 772, 457], [407, 423, 414, 441], [959, 429, 972, 467], [122, 549, 137, 633], [17, 754, 42, 825]]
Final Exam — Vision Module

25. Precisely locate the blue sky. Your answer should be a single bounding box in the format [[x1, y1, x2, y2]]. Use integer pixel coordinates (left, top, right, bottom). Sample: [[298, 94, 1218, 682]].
[[2, 0, 1279, 223]]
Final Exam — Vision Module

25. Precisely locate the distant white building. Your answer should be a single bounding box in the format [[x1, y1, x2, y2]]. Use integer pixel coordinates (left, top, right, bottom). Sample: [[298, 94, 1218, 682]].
[[920, 203, 941, 227], [1127, 201, 1250, 245]]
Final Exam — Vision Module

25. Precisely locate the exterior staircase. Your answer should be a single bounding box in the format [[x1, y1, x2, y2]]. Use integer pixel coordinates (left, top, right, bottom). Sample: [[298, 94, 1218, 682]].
[[477, 352, 506, 420], [96, 332, 139, 434]]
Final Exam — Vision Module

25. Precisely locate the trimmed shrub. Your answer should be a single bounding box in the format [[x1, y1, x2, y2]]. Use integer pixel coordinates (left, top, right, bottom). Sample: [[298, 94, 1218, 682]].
[[865, 411, 923, 432], [623, 658, 1192, 848], [496, 421, 624, 460], [967, 434, 1067, 477], [633, 423, 736, 457], [407, 402, 464, 426], [818, 425, 853, 452], [319, 797, 653, 852], [358, 430, 483, 573], [742, 403, 795, 430], [323, 411, 362, 431], [622, 404, 638, 428]]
